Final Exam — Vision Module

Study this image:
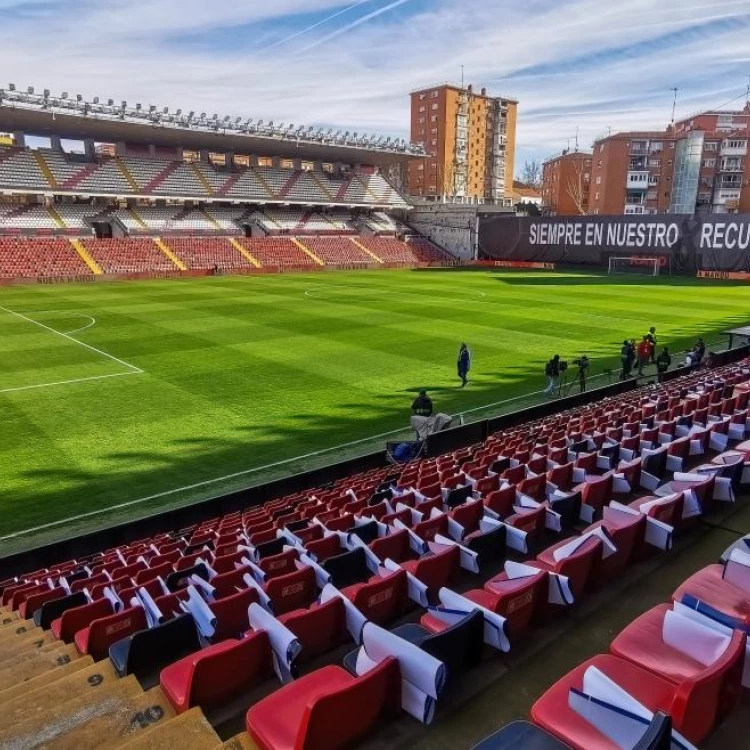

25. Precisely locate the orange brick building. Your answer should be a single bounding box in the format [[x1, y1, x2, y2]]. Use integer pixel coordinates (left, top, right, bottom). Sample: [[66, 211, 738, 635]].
[[587, 105, 750, 215], [408, 84, 517, 203], [541, 151, 592, 215]]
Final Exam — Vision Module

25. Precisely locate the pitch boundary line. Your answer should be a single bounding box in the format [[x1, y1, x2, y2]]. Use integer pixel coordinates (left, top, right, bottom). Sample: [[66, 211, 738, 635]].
[[304, 284, 487, 301], [0, 371, 141, 395], [0, 373, 615, 542], [0, 306, 143, 374]]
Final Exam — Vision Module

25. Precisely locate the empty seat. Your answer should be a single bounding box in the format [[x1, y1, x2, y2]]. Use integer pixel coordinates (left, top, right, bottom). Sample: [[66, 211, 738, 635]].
[[246, 657, 401, 750], [278, 597, 347, 659], [75, 605, 148, 661], [160, 630, 272, 713], [266, 566, 318, 616], [340, 569, 408, 626]]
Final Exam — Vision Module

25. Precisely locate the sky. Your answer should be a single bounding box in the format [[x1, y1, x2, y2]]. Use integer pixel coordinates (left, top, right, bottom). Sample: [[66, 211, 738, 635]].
[[2, 0, 750, 172]]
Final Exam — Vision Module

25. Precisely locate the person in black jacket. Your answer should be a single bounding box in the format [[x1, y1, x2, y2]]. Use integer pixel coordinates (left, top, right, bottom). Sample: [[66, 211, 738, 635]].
[[411, 390, 433, 417], [457, 343, 471, 388], [620, 340, 635, 379], [656, 347, 671, 374], [543, 355, 561, 397]]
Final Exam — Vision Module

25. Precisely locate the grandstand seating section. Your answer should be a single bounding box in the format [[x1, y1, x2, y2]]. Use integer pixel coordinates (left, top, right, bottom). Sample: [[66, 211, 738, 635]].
[[301, 236, 373, 265], [161, 237, 253, 271], [81, 237, 177, 274], [0, 146, 410, 207], [0, 237, 90, 277], [237, 237, 317, 269], [2, 363, 750, 747]]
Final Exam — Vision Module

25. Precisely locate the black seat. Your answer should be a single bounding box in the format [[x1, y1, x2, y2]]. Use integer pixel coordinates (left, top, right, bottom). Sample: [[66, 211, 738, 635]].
[[642, 445, 667, 479], [633, 712, 672, 750], [109, 613, 201, 689], [465, 523, 506, 568], [548, 491, 582, 531], [285, 519, 308, 532], [491, 457, 511, 475], [322, 547, 370, 589], [470, 721, 573, 749], [165, 563, 210, 593], [254, 537, 286, 559], [445, 484, 473, 509], [33, 591, 88, 629], [348, 520, 379, 546]]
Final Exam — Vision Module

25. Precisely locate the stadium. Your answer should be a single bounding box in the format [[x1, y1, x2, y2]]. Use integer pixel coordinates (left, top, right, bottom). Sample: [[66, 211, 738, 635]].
[[3, 22, 750, 750]]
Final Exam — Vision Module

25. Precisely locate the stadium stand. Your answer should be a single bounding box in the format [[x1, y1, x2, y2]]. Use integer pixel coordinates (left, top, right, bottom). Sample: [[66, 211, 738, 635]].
[[301, 236, 375, 265], [0, 237, 91, 277], [238, 237, 318, 269], [2, 362, 750, 748], [82, 237, 178, 273], [161, 237, 255, 271]]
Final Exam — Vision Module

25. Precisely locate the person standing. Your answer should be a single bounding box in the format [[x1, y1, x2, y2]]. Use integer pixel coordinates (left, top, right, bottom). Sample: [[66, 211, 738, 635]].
[[646, 327, 657, 364], [637, 336, 651, 376], [656, 347, 671, 375], [457, 343, 471, 388], [544, 355, 561, 397], [620, 340, 635, 379]]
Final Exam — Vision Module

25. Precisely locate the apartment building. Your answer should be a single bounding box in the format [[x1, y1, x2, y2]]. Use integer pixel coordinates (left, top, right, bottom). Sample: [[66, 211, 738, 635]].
[[541, 151, 592, 215], [588, 104, 750, 215], [408, 84, 518, 203]]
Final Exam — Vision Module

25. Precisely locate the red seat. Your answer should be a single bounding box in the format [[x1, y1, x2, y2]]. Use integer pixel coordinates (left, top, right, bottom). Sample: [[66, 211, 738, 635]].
[[402, 545, 460, 596], [610, 603, 745, 742], [246, 658, 401, 750], [534, 535, 602, 599], [74, 605, 148, 661], [278, 597, 347, 659], [586, 510, 646, 583], [210, 565, 249, 601], [259, 550, 298, 580], [305, 535, 343, 563], [51, 597, 114, 643], [211, 587, 260, 642], [673, 564, 750, 628], [518, 475, 546, 501], [134, 561, 175, 586], [629, 492, 684, 526], [467, 567, 548, 637], [412, 514, 448, 542], [547, 462, 574, 492], [340, 569, 407, 626], [369, 529, 411, 562], [266, 566, 317, 616], [531, 654, 685, 749], [576, 474, 613, 519], [161, 630, 272, 713], [484, 485, 517, 517], [19, 587, 66, 620]]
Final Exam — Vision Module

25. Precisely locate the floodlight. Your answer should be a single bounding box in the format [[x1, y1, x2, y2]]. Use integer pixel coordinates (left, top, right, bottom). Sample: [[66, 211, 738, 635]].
[[176, 108, 182, 116], [92, 96, 99, 104], [8, 83, 15, 91], [44, 89, 50, 97], [163, 106, 169, 114], [121, 100, 126, 107], [212, 113, 218, 120], [76, 94, 82, 101], [62, 91, 68, 99], [224, 115, 230, 122], [136, 103, 142, 110], [108, 98, 114, 106], [27, 86, 34, 94]]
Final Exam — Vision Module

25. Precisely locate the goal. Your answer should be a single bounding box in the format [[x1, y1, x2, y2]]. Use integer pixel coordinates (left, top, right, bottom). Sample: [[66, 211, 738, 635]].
[[607, 256, 665, 277]]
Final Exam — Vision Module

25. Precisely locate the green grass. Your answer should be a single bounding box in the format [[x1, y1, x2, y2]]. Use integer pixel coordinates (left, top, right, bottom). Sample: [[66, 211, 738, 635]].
[[1, 267, 749, 552]]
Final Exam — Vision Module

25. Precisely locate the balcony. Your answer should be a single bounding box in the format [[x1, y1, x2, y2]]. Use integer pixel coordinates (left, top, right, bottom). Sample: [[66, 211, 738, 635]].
[[720, 159, 743, 173], [630, 144, 649, 155], [624, 205, 645, 214], [626, 171, 649, 190], [648, 175, 659, 186], [721, 141, 747, 157], [714, 189, 741, 205]]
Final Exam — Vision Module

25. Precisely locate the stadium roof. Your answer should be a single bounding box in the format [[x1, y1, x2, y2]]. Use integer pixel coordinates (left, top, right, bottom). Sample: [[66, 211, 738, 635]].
[[0, 87, 424, 166]]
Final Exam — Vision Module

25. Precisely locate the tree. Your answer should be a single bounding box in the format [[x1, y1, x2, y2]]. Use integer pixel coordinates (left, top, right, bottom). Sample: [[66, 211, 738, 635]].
[[516, 201, 541, 217], [566, 160, 588, 215], [520, 159, 542, 189]]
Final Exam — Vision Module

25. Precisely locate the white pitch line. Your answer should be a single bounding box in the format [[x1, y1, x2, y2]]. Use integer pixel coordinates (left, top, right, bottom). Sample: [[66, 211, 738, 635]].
[[0, 306, 142, 374], [304, 284, 487, 301], [0, 370, 140, 395], [63, 316, 97, 335]]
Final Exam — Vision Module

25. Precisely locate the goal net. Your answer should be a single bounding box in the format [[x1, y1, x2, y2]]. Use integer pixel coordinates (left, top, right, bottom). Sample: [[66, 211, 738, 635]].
[[607, 256, 665, 277]]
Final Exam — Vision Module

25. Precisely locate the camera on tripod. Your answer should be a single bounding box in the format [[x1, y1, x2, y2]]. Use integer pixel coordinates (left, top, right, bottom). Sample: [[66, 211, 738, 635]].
[[558, 360, 569, 372], [572, 356, 589, 371]]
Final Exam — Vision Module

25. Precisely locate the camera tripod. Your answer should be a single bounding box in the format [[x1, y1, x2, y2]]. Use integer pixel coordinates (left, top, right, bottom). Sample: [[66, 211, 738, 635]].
[[557, 366, 587, 397]]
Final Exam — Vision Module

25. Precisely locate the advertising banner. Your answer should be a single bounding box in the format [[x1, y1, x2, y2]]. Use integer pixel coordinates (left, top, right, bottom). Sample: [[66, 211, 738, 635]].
[[478, 214, 750, 273]]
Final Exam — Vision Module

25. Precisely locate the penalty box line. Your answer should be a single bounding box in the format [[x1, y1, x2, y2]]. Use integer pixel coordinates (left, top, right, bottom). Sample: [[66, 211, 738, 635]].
[[0, 307, 144, 376]]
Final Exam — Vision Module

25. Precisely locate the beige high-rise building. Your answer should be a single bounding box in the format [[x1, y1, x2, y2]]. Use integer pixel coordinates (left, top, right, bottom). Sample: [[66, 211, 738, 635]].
[[408, 84, 517, 203]]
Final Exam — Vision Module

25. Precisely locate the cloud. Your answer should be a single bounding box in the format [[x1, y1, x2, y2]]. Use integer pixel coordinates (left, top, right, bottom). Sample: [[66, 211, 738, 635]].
[[1, 0, 750, 170]]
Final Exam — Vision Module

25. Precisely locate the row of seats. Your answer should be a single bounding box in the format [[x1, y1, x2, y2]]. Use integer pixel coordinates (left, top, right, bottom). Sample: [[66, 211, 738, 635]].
[[1, 363, 747, 748], [0, 146, 410, 207], [0, 234, 455, 277]]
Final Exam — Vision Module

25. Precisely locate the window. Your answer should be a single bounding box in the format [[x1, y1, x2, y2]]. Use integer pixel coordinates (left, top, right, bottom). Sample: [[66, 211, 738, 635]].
[[705, 141, 718, 151], [431, 103, 438, 110], [596, 176, 602, 185], [595, 192, 600, 200], [430, 90, 439, 98], [417, 163, 424, 171], [418, 117, 425, 124], [585, 159, 592, 167], [431, 139, 437, 146], [419, 93, 426, 100], [419, 106, 425, 113], [726, 139, 747, 149], [703, 158, 715, 168], [430, 115, 438, 123], [597, 160, 603, 167]]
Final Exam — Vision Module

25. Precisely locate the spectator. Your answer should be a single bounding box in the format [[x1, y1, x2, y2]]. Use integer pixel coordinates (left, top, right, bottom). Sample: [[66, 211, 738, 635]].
[[544, 355, 561, 397], [620, 339, 635, 379], [411, 390, 433, 417], [457, 343, 471, 388], [637, 336, 651, 376], [656, 347, 671, 374], [646, 327, 657, 363], [694, 337, 706, 362]]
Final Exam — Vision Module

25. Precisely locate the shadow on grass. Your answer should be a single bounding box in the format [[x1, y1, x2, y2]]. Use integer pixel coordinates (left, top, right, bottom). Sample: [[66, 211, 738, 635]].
[[1, 313, 748, 547]]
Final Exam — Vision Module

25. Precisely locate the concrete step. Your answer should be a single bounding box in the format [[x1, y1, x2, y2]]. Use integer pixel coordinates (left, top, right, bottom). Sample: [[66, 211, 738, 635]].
[[221, 733, 260, 750], [118, 707, 221, 750], [0, 642, 81, 690], [0, 655, 94, 703]]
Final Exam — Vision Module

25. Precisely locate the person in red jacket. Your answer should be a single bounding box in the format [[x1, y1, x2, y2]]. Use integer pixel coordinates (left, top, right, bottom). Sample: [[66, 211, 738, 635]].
[[637, 336, 651, 376]]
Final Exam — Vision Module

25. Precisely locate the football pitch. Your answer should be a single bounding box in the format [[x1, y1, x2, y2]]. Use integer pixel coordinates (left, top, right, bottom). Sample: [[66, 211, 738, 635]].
[[1, 267, 749, 552]]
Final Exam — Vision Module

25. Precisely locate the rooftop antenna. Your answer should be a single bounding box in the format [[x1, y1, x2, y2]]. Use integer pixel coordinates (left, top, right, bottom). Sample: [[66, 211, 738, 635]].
[[460, 65, 464, 89], [575, 126, 579, 152], [670, 87, 678, 124], [746, 75, 750, 105]]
